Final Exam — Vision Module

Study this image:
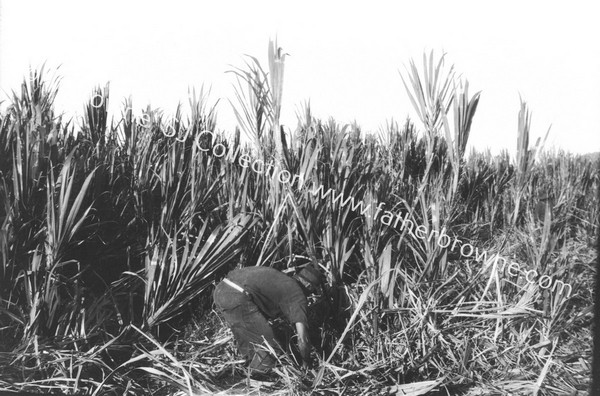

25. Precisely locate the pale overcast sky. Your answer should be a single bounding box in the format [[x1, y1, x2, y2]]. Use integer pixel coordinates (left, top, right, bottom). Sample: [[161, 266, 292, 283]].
[[1, 1, 599, 155]]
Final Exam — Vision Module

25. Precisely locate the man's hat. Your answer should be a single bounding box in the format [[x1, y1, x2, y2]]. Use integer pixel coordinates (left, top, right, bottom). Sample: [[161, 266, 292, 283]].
[[294, 265, 323, 293]]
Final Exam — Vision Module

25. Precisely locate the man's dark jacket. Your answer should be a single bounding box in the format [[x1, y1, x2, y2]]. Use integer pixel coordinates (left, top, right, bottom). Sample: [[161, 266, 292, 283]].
[[226, 266, 308, 325]]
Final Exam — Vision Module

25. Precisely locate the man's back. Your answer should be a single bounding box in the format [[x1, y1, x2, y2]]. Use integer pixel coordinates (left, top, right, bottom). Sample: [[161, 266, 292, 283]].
[[227, 266, 308, 324]]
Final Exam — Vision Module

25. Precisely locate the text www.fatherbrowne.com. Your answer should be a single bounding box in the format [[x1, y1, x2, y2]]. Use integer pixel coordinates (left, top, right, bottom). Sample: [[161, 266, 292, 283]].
[[194, 130, 572, 298]]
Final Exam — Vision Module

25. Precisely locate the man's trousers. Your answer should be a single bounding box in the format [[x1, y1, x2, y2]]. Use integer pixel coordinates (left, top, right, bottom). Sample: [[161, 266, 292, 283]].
[[213, 280, 281, 373]]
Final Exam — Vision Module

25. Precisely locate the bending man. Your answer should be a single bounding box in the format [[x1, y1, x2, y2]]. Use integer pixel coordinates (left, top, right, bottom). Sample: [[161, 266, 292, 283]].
[[213, 265, 323, 374]]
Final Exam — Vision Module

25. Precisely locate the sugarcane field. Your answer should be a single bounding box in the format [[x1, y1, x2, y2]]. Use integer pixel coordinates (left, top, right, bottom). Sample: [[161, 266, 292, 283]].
[[0, 2, 598, 395]]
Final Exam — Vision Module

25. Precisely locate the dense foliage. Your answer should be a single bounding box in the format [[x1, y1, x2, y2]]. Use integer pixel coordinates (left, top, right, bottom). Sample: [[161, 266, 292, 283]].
[[0, 48, 596, 395]]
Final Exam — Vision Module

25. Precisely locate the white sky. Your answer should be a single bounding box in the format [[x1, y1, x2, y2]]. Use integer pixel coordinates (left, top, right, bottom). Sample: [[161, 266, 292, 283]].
[[1, 0, 599, 155]]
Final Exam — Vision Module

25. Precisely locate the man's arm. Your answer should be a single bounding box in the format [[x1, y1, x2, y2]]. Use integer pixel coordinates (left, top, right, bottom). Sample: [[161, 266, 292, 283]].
[[295, 322, 311, 367]]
